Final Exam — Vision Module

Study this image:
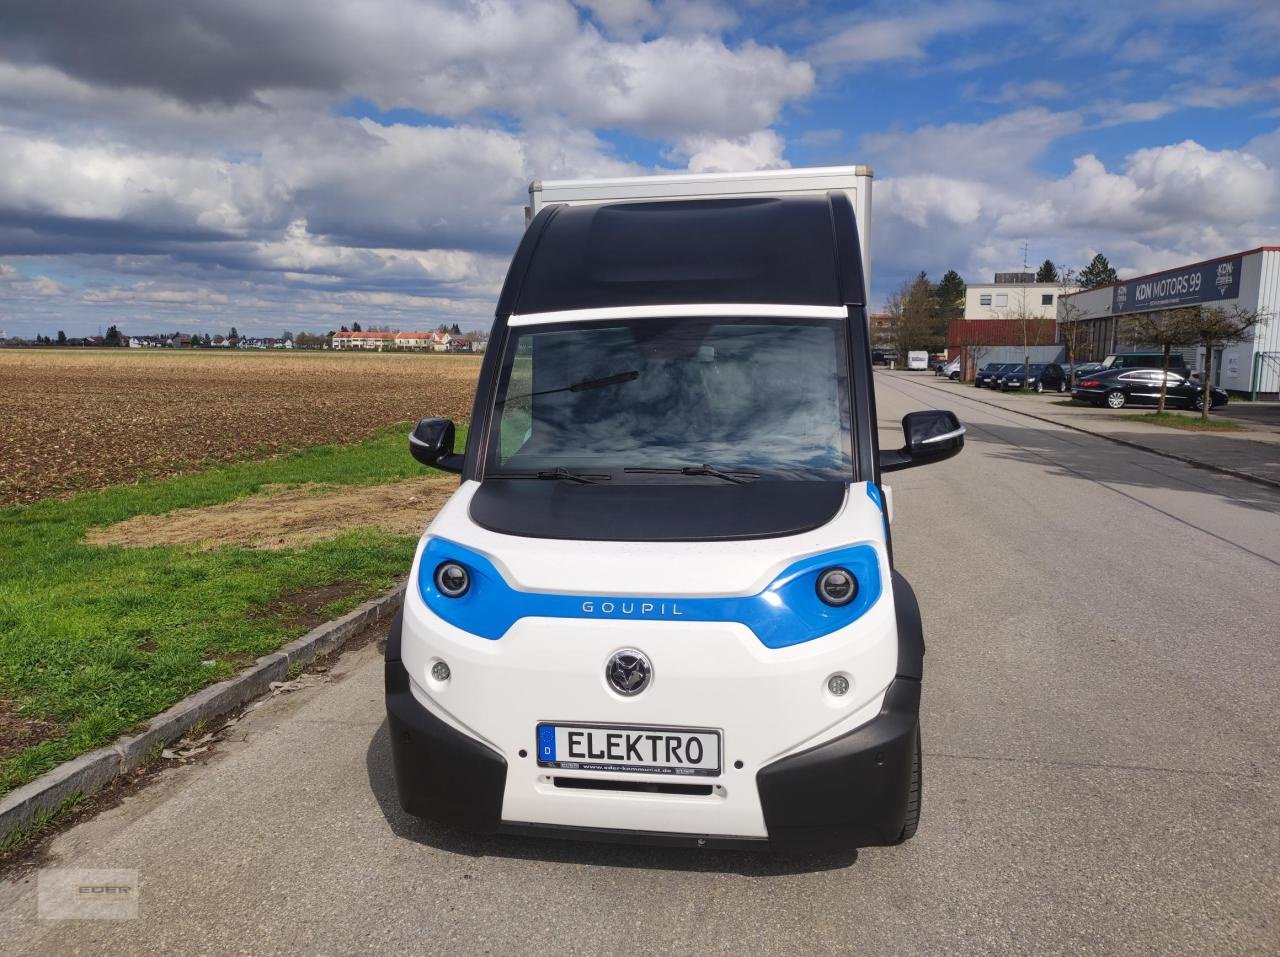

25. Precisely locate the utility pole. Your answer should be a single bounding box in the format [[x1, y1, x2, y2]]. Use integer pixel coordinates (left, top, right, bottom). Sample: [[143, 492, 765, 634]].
[[1021, 240, 1030, 380]]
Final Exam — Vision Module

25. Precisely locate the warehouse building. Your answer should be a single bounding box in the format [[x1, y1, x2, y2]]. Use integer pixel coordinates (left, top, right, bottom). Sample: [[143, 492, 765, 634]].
[[1059, 247, 1280, 399]]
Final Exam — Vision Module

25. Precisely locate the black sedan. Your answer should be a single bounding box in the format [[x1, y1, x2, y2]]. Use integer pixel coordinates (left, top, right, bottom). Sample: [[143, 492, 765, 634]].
[[974, 363, 1013, 388], [1073, 368, 1229, 410], [1000, 363, 1068, 393]]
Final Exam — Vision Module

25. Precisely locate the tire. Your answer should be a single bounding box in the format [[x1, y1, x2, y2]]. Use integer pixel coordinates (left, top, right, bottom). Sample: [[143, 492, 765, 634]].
[[894, 727, 922, 844], [1193, 393, 1206, 411], [1034, 380, 1044, 394], [1105, 389, 1127, 409], [1058, 380, 1067, 393]]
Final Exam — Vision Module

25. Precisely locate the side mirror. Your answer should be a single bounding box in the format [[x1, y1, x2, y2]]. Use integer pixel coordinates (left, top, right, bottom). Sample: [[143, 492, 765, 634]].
[[880, 410, 965, 473], [409, 417, 464, 473]]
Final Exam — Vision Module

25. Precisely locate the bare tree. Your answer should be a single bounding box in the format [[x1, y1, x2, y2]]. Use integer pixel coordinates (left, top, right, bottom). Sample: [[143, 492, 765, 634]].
[[1180, 306, 1267, 420], [1055, 268, 1090, 390], [1123, 307, 1198, 413]]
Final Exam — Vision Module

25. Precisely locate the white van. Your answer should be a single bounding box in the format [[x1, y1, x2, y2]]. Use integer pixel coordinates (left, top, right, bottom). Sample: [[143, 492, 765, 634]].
[[907, 351, 929, 371], [386, 168, 964, 852]]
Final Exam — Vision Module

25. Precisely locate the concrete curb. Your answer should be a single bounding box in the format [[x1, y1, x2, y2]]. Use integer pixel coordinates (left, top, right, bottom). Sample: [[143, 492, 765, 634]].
[[900, 374, 1280, 493], [1, 583, 405, 842]]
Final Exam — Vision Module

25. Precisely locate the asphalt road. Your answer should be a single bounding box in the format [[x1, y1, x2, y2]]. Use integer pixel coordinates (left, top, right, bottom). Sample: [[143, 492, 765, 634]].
[[4, 369, 1278, 955]]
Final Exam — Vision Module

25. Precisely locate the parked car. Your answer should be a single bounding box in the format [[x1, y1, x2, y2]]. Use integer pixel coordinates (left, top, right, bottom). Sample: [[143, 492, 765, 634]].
[[1101, 352, 1189, 373], [872, 349, 899, 366], [974, 362, 1013, 388], [1064, 361, 1104, 383], [1000, 363, 1068, 393], [1073, 368, 1229, 410], [935, 357, 961, 379]]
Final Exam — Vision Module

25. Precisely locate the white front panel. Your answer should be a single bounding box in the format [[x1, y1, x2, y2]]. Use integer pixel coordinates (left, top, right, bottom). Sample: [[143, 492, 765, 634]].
[[399, 482, 897, 839]]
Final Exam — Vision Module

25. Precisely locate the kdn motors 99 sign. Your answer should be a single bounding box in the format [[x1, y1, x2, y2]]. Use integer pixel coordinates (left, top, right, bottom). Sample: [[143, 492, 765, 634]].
[[1112, 256, 1242, 314]]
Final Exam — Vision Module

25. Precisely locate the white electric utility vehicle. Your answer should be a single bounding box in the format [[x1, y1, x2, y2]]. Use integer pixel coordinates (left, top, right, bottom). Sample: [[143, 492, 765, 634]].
[[385, 167, 964, 852]]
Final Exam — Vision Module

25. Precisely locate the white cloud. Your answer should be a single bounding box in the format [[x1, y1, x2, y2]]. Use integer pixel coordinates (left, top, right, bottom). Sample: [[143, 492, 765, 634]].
[[668, 130, 790, 173], [808, 3, 1000, 68], [862, 108, 1084, 182]]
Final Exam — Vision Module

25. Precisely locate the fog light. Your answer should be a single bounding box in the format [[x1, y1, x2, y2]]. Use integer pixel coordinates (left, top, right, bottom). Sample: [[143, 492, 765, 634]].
[[434, 561, 470, 598], [827, 674, 850, 696], [431, 660, 451, 683], [816, 567, 857, 606]]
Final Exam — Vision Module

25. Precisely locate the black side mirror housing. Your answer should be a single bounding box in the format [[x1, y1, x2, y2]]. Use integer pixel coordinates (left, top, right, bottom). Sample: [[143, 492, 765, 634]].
[[409, 417, 464, 473], [880, 410, 965, 473]]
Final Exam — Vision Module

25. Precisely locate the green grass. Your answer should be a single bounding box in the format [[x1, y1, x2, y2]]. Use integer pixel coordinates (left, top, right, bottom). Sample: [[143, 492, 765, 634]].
[[1128, 412, 1246, 432], [0, 423, 463, 797]]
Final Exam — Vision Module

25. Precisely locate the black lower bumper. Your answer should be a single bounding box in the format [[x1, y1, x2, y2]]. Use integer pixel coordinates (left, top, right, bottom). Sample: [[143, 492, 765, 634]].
[[756, 677, 920, 852], [385, 656, 507, 831]]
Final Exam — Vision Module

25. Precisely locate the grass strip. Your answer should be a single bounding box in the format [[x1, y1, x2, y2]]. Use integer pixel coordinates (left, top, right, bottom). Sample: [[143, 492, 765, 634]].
[[1127, 412, 1246, 432], [0, 423, 461, 796]]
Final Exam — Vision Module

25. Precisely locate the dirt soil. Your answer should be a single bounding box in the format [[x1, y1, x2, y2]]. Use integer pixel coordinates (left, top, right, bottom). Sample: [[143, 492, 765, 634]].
[[0, 349, 481, 505], [256, 582, 371, 630], [0, 700, 65, 764], [84, 475, 458, 550]]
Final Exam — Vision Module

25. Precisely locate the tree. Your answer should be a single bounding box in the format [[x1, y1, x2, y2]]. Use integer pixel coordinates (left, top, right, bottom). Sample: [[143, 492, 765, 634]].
[[56, 330, 66, 345], [104, 324, 122, 346], [933, 270, 966, 320], [203, 333, 212, 346], [449, 322, 462, 336], [890, 273, 945, 358], [1125, 307, 1200, 412], [1179, 306, 1267, 421], [1055, 269, 1090, 389], [281, 330, 294, 342], [228, 326, 239, 340], [1078, 253, 1118, 289], [1035, 259, 1058, 283], [436, 322, 450, 333], [351, 321, 362, 333]]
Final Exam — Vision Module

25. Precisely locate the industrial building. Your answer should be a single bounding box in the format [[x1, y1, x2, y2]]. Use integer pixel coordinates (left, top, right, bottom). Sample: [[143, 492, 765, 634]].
[[1058, 247, 1280, 398]]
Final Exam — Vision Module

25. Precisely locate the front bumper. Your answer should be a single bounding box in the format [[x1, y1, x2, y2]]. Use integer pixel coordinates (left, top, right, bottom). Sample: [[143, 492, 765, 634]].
[[385, 652, 920, 852]]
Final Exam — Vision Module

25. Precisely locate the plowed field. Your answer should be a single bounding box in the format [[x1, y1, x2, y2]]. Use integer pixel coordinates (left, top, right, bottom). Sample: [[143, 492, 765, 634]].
[[0, 349, 482, 505]]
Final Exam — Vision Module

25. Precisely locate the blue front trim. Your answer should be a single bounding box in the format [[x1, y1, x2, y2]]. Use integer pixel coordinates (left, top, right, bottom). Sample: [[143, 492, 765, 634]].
[[417, 538, 883, 648], [865, 482, 882, 511]]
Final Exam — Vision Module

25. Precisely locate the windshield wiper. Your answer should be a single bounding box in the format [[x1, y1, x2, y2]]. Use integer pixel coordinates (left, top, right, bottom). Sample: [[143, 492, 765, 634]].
[[489, 467, 611, 484], [496, 370, 640, 405], [624, 464, 760, 485]]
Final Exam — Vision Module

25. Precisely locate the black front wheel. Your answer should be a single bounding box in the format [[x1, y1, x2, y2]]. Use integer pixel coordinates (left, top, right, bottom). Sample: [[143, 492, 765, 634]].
[[894, 727, 922, 844]]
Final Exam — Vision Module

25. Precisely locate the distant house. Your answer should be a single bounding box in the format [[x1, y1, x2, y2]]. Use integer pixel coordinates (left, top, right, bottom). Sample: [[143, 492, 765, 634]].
[[394, 331, 436, 350], [331, 330, 397, 350]]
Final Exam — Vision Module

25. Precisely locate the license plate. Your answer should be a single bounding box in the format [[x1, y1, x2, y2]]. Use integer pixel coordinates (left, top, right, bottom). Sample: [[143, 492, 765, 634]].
[[536, 723, 721, 776]]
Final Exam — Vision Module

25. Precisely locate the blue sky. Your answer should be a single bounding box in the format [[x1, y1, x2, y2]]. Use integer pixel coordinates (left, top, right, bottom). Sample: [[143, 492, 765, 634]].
[[1, 0, 1277, 337]]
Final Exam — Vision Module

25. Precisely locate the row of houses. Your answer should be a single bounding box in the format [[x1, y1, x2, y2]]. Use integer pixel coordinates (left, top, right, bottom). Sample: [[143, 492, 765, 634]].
[[331, 330, 475, 352], [128, 334, 293, 349]]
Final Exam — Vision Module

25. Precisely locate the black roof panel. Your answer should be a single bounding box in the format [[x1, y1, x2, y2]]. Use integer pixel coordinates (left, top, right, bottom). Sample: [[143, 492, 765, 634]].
[[497, 194, 864, 316]]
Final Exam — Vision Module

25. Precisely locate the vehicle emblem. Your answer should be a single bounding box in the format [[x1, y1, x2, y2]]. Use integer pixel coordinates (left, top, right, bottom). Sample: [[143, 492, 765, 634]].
[[606, 649, 652, 696]]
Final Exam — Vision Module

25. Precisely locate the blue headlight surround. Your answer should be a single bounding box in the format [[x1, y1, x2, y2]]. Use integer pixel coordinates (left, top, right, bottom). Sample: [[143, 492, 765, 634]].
[[416, 537, 883, 649]]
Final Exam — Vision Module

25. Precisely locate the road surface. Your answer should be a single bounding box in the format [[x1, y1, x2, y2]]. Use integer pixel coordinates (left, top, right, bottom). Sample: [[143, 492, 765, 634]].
[[3, 369, 1278, 955]]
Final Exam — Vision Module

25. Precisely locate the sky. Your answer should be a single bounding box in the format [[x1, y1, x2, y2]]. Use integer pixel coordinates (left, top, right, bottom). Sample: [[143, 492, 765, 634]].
[[1, 0, 1278, 338]]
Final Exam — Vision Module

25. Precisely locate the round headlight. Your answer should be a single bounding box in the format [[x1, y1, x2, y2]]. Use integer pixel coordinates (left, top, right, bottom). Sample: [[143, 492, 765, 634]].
[[816, 567, 857, 606], [434, 561, 470, 598]]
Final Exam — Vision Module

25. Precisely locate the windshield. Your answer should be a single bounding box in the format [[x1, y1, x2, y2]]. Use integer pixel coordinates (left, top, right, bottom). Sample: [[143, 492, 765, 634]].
[[486, 316, 852, 480]]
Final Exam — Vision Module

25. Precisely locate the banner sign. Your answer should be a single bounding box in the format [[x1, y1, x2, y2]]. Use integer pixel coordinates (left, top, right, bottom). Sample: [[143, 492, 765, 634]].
[[1112, 256, 1243, 314]]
